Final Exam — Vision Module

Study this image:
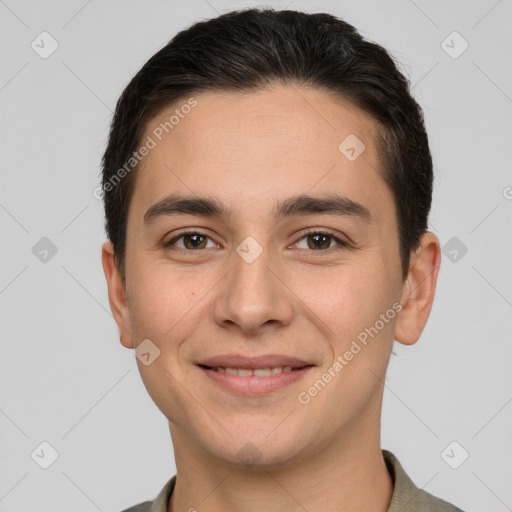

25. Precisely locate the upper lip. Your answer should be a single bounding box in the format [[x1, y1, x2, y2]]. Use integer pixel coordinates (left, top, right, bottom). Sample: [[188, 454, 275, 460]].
[[197, 354, 314, 369]]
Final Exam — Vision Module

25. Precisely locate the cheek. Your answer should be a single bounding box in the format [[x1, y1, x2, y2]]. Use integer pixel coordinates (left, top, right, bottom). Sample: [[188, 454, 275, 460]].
[[308, 261, 397, 351], [127, 266, 216, 376], [127, 263, 189, 341], [126, 269, 198, 409]]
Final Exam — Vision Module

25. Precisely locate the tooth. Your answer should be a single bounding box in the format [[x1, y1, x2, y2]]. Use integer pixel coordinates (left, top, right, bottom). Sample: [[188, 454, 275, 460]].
[[253, 368, 271, 376], [220, 366, 293, 376]]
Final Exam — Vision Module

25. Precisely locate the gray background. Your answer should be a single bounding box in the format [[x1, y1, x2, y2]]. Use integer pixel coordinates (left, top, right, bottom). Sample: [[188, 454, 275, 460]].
[[1, 0, 511, 511]]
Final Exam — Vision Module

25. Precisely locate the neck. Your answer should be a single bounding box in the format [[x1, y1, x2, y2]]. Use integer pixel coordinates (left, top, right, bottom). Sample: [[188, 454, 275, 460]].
[[167, 413, 393, 512]]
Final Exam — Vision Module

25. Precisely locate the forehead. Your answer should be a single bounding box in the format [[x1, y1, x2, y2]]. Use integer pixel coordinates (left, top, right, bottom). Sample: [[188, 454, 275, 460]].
[[129, 84, 393, 227], [146, 85, 378, 163]]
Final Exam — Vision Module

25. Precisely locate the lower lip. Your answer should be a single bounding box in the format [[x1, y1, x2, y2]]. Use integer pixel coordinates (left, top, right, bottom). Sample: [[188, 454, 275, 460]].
[[198, 366, 314, 396]]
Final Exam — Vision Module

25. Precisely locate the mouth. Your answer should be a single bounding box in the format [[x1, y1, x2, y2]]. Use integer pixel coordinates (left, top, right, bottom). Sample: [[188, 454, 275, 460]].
[[198, 364, 311, 375], [197, 363, 315, 395]]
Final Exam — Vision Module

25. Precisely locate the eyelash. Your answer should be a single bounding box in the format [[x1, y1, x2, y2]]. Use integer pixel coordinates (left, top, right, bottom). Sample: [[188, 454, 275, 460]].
[[164, 229, 350, 254]]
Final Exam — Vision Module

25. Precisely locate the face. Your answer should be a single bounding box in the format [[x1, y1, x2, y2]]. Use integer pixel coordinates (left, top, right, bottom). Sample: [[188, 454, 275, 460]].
[[103, 84, 440, 468]]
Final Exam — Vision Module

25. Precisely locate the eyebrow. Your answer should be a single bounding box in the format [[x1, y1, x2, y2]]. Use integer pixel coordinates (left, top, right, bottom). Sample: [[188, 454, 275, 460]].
[[143, 192, 373, 226]]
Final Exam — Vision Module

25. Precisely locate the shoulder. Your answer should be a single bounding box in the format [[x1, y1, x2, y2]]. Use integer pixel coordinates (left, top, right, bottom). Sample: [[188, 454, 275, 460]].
[[119, 476, 176, 512], [411, 488, 465, 511], [382, 449, 465, 512], [120, 502, 153, 512]]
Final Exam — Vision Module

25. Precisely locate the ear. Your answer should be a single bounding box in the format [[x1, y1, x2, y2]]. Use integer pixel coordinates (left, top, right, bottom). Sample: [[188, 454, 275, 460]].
[[101, 240, 134, 349], [394, 232, 441, 346]]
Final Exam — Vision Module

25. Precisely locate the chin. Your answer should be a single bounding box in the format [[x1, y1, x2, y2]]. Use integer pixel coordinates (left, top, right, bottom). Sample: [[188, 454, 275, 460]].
[[207, 428, 310, 471]]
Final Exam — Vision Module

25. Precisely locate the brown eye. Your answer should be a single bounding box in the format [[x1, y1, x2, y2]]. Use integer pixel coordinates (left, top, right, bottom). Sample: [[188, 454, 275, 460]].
[[165, 231, 216, 250], [307, 233, 331, 250], [295, 231, 348, 251]]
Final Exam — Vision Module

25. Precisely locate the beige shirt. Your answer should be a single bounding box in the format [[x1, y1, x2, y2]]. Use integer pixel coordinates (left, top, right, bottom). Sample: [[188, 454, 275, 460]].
[[121, 449, 464, 512]]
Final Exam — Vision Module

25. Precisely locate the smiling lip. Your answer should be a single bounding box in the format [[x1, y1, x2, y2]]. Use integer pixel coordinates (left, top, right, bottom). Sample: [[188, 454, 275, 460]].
[[197, 354, 312, 369], [196, 354, 315, 396]]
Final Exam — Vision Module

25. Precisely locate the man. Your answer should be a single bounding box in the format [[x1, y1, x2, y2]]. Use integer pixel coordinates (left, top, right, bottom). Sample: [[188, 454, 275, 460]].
[[101, 8, 464, 512]]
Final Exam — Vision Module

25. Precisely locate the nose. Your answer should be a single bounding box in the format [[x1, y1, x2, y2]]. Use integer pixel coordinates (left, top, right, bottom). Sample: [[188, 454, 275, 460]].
[[212, 240, 294, 336]]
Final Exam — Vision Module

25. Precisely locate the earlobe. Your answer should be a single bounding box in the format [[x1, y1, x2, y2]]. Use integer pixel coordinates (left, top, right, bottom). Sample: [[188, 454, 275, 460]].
[[394, 232, 441, 346], [101, 241, 134, 349]]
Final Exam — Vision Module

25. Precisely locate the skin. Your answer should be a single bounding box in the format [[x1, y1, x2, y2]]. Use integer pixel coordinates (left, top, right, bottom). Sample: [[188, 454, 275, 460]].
[[102, 84, 441, 512]]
